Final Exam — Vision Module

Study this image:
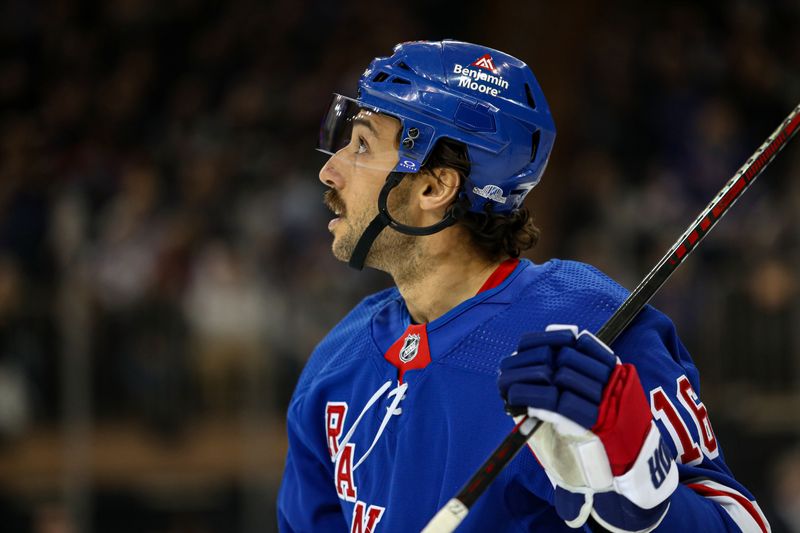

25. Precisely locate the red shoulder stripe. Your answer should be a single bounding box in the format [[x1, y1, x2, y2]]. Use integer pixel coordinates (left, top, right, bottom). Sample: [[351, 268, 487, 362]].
[[686, 481, 768, 533]]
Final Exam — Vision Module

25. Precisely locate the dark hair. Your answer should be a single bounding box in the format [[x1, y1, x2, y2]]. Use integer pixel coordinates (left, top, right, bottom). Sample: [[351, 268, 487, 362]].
[[422, 138, 540, 261]]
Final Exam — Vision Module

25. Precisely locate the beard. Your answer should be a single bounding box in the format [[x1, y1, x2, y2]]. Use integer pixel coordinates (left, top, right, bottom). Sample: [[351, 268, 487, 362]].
[[324, 189, 359, 261], [323, 185, 420, 273]]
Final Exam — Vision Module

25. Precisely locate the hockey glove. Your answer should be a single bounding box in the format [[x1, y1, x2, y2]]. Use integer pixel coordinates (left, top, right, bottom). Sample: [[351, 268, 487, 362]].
[[497, 325, 678, 532]]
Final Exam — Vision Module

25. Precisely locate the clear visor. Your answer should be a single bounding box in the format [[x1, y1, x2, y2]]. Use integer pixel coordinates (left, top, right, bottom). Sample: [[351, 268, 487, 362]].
[[317, 94, 365, 156], [317, 94, 406, 175]]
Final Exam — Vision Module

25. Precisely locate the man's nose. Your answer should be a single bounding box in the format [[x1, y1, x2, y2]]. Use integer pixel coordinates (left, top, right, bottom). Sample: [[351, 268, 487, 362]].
[[319, 154, 345, 189]]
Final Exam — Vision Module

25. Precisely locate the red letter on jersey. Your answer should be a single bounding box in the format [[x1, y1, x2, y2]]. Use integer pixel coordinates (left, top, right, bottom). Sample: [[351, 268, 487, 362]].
[[336, 443, 357, 502], [351, 501, 385, 533], [326, 402, 348, 460]]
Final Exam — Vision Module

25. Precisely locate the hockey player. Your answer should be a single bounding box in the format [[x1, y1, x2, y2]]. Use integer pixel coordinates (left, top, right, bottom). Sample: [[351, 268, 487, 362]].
[[278, 40, 769, 532]]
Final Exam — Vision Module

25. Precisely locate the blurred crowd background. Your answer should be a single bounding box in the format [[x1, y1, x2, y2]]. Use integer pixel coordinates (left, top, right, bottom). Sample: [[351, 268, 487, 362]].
[[0, 0, 799, 531]]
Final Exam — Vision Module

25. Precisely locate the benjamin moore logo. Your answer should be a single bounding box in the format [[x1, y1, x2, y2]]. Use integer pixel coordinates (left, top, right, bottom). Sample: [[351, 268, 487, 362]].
[[473, 184, 508, 204], [452, 54, 508, 96], [471, 54, 496, 72]]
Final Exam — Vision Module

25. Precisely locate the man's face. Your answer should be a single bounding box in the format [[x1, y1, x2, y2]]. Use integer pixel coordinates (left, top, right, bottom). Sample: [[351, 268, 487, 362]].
[[319, 110, 413, 267]]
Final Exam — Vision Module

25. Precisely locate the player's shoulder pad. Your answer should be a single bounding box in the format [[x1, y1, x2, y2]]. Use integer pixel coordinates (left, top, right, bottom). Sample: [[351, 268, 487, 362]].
[[547, 260, 629, 303], [509, 260, 630, 330], [438, 260, 623, 375]]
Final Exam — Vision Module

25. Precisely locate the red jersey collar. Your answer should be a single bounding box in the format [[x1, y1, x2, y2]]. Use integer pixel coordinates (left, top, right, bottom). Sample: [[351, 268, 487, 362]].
[[476, 258, 520, 295]]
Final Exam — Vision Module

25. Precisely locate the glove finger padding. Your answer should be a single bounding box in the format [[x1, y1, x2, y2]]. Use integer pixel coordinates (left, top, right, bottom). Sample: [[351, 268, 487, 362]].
[[518, 329, 577, 351], [497, 365, 552, 393], [553, 361, 606, 400], [506, 382, 557, 412], [574, 332, 617, 367], [555, 346, 614, 384], [551, 389, 600, 430]]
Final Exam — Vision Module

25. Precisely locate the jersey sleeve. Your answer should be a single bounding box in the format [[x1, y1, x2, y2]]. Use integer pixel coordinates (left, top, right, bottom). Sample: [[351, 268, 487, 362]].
[[277, 395, 348, 533], [613, 305, 770, 532]]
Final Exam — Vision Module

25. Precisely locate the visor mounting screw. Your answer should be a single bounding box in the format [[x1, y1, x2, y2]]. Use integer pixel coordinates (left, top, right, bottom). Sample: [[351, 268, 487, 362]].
[[402, 137, 415, 149], [407, 127, 419, 139]]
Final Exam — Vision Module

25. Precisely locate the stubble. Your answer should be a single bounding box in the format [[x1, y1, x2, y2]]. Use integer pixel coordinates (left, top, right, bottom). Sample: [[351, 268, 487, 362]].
[[324, 182, 428, 282]]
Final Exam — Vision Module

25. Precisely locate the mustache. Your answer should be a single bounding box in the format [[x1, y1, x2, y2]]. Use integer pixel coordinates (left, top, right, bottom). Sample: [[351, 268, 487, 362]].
[[323, 189, 346, 217]]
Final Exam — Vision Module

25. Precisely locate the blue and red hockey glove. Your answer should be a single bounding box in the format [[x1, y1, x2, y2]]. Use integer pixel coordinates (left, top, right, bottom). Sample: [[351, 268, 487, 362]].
[[498, 325, 678, 532]]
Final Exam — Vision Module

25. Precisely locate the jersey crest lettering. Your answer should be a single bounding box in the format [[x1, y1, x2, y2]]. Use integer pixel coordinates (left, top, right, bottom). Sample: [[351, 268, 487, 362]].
[[351, 501, 385, 533], [326, 402, 348, 460], [336, 443, 357, 502]]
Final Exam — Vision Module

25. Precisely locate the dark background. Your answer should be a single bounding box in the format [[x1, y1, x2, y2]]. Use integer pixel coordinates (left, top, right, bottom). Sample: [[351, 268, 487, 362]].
[[0, 0, 799, 531]]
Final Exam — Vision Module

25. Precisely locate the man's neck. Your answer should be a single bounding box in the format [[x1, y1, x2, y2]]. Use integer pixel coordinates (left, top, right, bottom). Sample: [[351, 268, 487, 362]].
[[392, 240, 504, 324]]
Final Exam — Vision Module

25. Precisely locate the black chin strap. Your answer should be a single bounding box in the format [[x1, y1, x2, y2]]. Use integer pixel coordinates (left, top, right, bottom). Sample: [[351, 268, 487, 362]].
[[348, 172, 465, 270]]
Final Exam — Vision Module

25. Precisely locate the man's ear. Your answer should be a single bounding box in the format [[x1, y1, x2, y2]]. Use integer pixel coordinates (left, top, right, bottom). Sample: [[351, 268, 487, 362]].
[[417, 167, 461, 213]]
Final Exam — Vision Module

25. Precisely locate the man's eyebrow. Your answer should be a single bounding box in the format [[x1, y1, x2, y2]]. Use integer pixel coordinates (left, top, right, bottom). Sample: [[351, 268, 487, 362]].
[[352, 116, 380, 138]]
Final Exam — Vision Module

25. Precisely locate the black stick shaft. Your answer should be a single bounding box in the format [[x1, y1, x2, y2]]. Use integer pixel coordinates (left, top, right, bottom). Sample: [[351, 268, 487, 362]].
[[597, 104, 800, 343], [422, 103, 800, 533]]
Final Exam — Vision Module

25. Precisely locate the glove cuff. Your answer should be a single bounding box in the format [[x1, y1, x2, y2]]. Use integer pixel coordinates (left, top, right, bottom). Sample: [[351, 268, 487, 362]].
[[553, 485, 594, 528], [588, 424, 676, 532], [611, 421, 678, 509], [591, 495, 670, 533]]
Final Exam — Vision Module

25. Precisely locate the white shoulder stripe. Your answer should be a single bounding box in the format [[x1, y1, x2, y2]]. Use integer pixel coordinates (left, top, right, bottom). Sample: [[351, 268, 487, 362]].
[[687, 479, 770, 533]]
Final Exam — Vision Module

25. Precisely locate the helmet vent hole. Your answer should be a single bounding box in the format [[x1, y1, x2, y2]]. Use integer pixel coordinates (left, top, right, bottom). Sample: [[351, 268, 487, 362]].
[[391, 77, 411, 84], [373, 72, 390, 82], [396, 61, 412, 71], [524, 83, 537, 109], [530, 130, 540, 162]]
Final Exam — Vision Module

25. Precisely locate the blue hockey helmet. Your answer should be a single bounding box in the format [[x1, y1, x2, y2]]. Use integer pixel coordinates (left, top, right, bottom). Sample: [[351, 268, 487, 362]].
[[318, 40, 556, 213]]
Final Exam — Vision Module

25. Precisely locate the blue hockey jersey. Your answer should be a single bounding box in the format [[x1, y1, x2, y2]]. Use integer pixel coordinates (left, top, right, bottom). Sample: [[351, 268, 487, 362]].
[[278, 259, 768, 532]]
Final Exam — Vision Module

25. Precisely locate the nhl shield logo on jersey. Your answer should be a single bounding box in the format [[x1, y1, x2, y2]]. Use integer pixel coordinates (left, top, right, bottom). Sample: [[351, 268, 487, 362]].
[[384, 324, 431, 383], [399, 333, 420, 363]]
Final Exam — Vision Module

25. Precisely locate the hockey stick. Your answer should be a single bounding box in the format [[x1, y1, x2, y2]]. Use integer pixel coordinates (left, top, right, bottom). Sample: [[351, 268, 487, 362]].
[[422, 102, 800, 533]]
